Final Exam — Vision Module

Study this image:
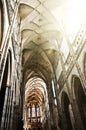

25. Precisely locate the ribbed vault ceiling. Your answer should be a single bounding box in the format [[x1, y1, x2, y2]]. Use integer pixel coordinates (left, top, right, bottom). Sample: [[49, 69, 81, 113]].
[[19, 0, 64, 107], [18, 0, 86, 107], [19, 0, 63, 70]]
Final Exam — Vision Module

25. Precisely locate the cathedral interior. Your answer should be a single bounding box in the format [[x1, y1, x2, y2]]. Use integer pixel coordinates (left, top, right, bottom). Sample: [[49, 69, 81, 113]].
[[0, 0, 86, 130]]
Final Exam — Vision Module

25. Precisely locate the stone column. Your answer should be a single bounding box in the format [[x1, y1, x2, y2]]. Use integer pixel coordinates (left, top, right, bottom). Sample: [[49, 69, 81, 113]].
[[39, 106, 41, 121], [26, 107, 28, 121], [71, 98, 84, 130], [0, 86, 9, 130], [10, 90, 14, 130], [35, 105, 37, 122], [47, 81, 58, 130], [30, 106, 32, 122]]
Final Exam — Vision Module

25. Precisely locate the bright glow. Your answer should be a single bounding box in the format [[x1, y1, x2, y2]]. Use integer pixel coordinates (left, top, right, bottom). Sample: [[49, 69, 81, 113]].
[[52, 80, 56, 97], [65, 10, 81, 36], [65, 0, 86, 37], [51, 0, 86, 39]]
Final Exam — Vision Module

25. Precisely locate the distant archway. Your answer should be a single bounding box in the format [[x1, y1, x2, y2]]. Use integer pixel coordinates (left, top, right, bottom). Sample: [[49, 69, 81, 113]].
[[74, 76, 86, 129], [61, 92, 73, 130], [24, 77, 48, 130]]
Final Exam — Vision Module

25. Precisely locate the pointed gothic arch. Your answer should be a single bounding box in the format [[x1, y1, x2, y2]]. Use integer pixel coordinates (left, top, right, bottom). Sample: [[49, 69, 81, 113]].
[[61, 91, 73, 130], [72, 76, 86, 129]]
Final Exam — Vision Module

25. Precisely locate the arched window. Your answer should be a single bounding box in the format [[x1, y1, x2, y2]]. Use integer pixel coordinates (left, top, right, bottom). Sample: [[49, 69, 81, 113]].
[[61, 92, 73, 130], [74, 77, 86, 129]]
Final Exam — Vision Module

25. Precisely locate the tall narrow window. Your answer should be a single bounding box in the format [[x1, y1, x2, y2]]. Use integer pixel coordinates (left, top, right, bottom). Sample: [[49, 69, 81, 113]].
[[52, 80, 57, 106], [52, 80, 56, 97], [32, 105, 35, 117]]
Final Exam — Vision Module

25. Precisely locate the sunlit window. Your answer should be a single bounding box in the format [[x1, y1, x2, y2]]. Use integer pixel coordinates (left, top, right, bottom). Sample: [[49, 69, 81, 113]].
[[28, 107, 30, 118], [52, 80, 57, 106], [32, 105, 35, 117], [52, 80, 56, 97]]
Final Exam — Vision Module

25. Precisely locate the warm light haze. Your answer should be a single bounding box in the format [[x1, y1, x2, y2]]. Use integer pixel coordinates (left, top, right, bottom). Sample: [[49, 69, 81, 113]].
[[52, 0, 86, 41]]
